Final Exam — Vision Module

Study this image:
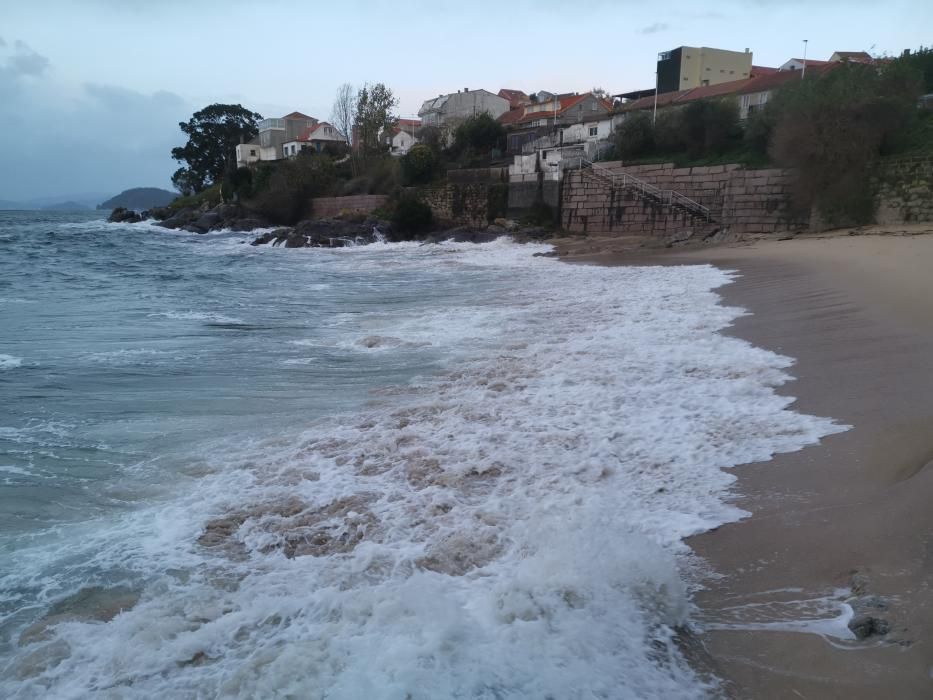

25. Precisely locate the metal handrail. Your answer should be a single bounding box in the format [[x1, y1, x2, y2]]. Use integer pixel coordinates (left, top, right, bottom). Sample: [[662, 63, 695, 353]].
[[579, 160, 712, 222]]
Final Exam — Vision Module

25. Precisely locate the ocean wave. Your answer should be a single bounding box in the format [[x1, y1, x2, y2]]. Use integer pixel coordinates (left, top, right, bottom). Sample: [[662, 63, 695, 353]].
[[0, 242, 847, 698], [147, 310, 244, 324], [0, 354, 23, 370]]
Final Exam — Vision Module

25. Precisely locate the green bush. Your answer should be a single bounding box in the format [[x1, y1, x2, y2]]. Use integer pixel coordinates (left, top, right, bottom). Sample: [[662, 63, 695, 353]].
[[680, 98, 742, 159], [245, 155, 336, 224], [450, 113, 506, 158], [391, 196, 433, 234], [613, 111, 655, 159], [401, 144, 438, 185], [769, 60, 922, 225]]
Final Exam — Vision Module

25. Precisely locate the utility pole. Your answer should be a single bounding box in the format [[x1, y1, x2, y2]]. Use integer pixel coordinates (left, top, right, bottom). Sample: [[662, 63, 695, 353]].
[[653, 71, 659, 126], [802, 39, 809, 78]]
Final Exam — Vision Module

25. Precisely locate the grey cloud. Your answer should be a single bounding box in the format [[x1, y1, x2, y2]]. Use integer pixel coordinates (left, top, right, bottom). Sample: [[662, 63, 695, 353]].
[[1, 39, 50, 78], [639, 22, 669, 34], [9, 41, 50, 76], [0, 76, 191, 200]]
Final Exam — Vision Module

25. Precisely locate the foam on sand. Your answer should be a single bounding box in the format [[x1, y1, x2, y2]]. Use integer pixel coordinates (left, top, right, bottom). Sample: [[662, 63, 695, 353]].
[[0, 240, 846, 699]]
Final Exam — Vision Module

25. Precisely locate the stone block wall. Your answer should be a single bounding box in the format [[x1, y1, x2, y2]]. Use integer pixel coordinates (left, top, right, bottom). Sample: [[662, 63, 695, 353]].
[[420, 181, 508, 228], [874, 157, 933, 224], [561, 161, 805, 236], [311, 195, 388, 218]]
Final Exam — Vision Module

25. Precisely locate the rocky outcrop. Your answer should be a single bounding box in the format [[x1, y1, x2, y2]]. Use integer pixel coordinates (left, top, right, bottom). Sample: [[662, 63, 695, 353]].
[[107, 207, 143, 224], [251, 218, 392, 248], [155, 202, 272, 234]]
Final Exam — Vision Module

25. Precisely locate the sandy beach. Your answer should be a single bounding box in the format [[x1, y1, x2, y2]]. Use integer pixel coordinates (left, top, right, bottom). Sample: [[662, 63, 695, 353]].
[[562, 231, 933, 698]]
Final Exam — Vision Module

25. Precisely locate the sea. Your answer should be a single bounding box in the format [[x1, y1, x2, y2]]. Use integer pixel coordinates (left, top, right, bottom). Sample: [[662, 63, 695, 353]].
[[0, 210, 844, 698]]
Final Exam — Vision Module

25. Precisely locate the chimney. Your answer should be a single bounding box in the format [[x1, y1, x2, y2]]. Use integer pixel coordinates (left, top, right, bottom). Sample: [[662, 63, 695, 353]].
[[745, 48, 750, 53], [464, 87, 469, 93]]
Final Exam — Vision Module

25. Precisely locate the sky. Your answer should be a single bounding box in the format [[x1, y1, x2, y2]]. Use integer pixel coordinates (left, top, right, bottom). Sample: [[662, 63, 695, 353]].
[[1, 0, 930, 201]]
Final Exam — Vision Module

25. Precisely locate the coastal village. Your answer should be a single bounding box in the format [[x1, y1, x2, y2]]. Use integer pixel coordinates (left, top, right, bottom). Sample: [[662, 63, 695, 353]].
[[120, 42, 933, 250]]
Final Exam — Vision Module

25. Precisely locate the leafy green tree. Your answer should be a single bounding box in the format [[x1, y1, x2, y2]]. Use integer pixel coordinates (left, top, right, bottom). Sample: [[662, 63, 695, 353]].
[[612, 111, 655, 159], [354, 83, 398, 155], [451, 113, 505, 155], [401, 144, 438, 184], [171, 104, 263, 194], [680, 98, 741, 159]]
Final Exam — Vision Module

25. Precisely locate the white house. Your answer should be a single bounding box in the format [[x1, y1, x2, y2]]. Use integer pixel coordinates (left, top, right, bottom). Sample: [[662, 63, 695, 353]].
[[282, 122, 346, 157], [383, 118, 421, 156]]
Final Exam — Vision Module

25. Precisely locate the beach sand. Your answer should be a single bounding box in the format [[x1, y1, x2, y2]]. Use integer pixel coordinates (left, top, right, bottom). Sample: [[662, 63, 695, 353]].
[[562, 232, 933, 698]]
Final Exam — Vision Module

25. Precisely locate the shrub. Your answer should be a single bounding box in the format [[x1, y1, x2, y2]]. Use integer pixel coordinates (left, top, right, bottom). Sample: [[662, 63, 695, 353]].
[[391, 196, 433, 234], [652, 109, 685, 154], [681, 98, 742, 159], [245, 155, 336, 224], [401, 144, 438, 185], [450, 113, 506, 158], [613, 111, 655, 159], [769, 61, 922, 226]]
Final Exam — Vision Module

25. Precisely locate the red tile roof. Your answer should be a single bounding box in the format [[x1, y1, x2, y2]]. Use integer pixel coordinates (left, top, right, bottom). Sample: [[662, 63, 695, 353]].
[[295, 121, 340, 141], [282, 111, 315, 121], [832, 51, 873, 63], [498, 88, 531, 108], [497, 108, 526, 125], [396, 118, 421, 128], [751, 65, 779, 76], [621, 64, 837, 112]]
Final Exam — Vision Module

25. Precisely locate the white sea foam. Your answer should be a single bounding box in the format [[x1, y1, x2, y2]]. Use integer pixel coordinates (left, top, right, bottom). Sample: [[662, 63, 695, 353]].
[[147, 310, 244, 324], [0, 354, 23, 370], [0, 241, 847, 699]]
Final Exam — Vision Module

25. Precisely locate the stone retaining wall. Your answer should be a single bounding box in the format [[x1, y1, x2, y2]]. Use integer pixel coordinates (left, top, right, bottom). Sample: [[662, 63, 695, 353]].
[[874, 157, 933, 225], [311, 195, 388, 218], [420, 181, 508, 228], [561, 161, 805, 236]]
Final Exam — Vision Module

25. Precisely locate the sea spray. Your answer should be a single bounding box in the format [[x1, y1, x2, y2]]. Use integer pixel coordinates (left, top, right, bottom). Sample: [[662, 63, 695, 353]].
[[0, 213, 846, 698]]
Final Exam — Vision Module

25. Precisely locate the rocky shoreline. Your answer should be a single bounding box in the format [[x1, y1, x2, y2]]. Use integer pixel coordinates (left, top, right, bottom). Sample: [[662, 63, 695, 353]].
[[108, 204, 552, 249]]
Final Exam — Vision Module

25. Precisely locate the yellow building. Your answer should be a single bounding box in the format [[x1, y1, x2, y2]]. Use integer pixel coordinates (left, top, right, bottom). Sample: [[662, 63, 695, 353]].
[[657, 47, 753, 94]]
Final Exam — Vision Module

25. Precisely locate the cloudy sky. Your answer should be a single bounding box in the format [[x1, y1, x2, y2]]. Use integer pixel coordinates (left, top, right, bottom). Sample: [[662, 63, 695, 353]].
[[1, 0, 930, 201]]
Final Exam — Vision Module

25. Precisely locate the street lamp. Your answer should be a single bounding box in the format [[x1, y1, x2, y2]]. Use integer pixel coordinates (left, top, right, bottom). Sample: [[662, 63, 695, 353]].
[[802, 39, 809, 78]]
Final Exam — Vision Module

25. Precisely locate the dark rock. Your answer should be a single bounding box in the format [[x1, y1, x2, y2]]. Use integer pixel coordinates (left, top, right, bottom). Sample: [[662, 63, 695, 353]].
[[194, 212, 222, 231], [848, 614, 890, 639], [250, 229, 289, 246], [513, 227, 553, 242], [157, 206, 199, 230], [228, 218, 270, 232], [108, 207, 142, 224], [182, 224, 207, 234], [149, 206, 172, 221], [428, 227, 502, 244], [532, 251, 559, 258]]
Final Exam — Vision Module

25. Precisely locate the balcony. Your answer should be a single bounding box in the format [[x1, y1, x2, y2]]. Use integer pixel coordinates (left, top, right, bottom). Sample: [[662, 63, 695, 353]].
[[258, 118, 286, 131]]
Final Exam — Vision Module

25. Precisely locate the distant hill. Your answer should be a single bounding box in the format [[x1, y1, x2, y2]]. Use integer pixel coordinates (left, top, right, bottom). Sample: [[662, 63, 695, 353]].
[[42, 201, 91, 212], [98, 188, 178, 211]]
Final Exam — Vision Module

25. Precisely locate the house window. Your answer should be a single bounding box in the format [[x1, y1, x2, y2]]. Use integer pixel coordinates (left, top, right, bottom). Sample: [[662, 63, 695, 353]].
[[701, 80, 710, 86], [589, 126, 598, 136], [250, 149, 256, 156]]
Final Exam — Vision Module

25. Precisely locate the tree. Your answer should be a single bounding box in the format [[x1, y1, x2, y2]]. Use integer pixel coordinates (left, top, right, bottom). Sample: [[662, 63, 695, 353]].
[[401, 144, 438, 185], [680, 98, 741, 158], [354, 83, 398, 155], [613, 112, 655, 159], [769, 61, 922, 225], [171, 104, 263, 193], [591, 86, 609, 100], [330, 83, 357, 147], [451, 112, 505, 156]]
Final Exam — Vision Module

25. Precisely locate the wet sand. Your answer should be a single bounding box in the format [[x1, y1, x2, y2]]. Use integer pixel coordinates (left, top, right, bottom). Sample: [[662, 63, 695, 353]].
[[564, 233, 933, 698]]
